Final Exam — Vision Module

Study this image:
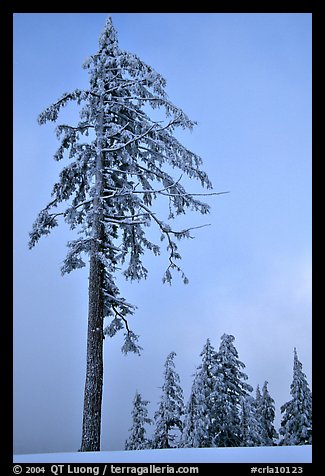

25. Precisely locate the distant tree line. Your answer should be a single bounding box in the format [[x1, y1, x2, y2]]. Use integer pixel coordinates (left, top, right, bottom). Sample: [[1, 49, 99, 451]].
[[125, 334, 312, 450]]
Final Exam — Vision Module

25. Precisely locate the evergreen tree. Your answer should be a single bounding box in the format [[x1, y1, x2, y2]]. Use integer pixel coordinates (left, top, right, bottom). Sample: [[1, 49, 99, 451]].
[[180, 376, 199, 448], [255, 381, 278, 446], [212, 333, 253, 447], [255, 384, 262, 404], [279, 348, 312, 445], [125, 391, 152, 450], [152, 352, 184, 448], [29, 17, 215, 451], [181, 339, 218, 448], [239, 394, 265, 447], [196, 339, 216, 448]]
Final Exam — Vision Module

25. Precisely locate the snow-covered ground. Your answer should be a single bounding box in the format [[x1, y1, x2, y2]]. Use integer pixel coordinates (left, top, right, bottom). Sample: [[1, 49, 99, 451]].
[[14, 445, 312, 463]]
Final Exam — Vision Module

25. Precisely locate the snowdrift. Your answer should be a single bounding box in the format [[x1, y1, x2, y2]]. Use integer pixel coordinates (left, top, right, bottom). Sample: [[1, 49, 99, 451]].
[[14, 445, 312, 463]]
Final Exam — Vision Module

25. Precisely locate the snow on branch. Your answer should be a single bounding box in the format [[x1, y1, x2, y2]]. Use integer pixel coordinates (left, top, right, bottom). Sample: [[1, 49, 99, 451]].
[[28, 209, 59, 249], [38, 89, 91, 125], [103, 291, 136, 312], [104, 302, 142, 355], [160, 190, 229, 198], [60, 238, 91, 275], [103, 217, 149, 226], [121, 331, 143, 355], [103, 317, 124, 337], [139, 203, 210, 285], [101, 123, 156, 153]]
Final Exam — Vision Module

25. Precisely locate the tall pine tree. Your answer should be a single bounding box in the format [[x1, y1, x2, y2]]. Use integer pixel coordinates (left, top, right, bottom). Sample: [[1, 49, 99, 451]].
[[29, 17, 215, 451], [279, 348, 312, 445], [125, 391, 152, 450], [152, 352, 184, 448]]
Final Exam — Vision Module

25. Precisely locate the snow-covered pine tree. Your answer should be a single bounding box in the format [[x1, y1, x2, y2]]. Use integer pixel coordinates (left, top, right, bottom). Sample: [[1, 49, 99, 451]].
[[29, 17, 216, 451], [255, 381, 278, 446], [183, 338, 218, 448], [180, 376, 199, 448], [212, 333, 253, 447], [239, 394, 265, 447], [125, 391, 152, 450], [279, 348, 312, 445], [152, 352, 184, 448]]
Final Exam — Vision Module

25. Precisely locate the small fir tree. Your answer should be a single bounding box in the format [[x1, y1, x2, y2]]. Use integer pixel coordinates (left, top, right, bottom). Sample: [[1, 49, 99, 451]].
[[180, 376, 199, 448], [255, 384, 262, 404], [125, 391, 152, 450], [239, 394, 266, 447], [255, 381, 278, 446], [190, 339, 218, 448], [152, 352, 184, 448], [180, 339, 218, 449], [279, 348, 312, 445], [212, 333, 253, 447]]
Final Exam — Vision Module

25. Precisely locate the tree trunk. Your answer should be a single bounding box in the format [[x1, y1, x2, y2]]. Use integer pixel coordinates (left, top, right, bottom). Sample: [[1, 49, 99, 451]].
[[80, 160, 105, 451], [80, 92, 105, 452], [80, 250, 104, 451]]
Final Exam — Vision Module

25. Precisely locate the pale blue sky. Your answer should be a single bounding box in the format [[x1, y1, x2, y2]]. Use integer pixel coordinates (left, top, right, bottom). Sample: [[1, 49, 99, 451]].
[[13, 13, 312, 453]]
